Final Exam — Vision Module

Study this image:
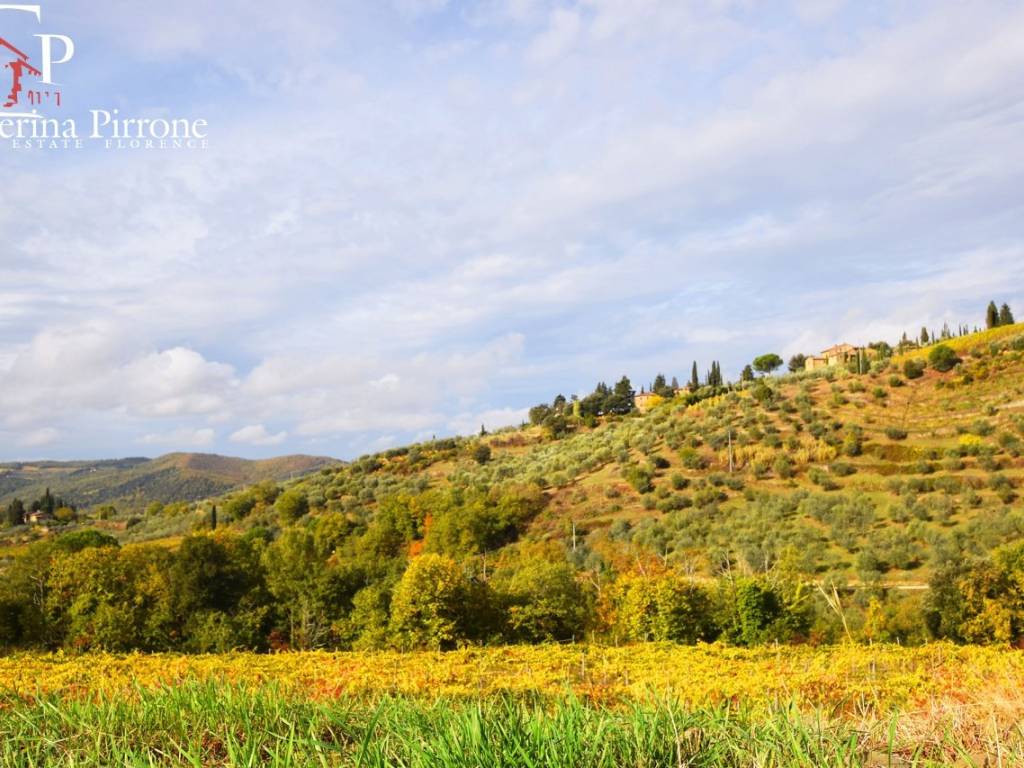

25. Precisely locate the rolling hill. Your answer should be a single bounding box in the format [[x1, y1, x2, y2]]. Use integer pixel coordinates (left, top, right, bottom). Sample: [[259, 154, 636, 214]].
[[0, 453, 339, 513], [2, 321, 1023, 652], [249, 321, 1024, 588]]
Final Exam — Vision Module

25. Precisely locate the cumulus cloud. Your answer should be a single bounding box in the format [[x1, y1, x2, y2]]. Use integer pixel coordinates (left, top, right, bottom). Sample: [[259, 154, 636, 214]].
[[21, 428, 60, 449], [230, 424, 288, 446], [0, 0, 1022, 459], [139, 427, 216, 448]]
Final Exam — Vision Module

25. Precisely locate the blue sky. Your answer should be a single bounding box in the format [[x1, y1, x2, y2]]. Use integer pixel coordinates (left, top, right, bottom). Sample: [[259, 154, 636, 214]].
[[1, 0, 1023, 460]]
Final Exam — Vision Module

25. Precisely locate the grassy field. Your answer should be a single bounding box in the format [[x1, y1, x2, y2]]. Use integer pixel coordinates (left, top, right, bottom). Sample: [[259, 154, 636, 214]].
[[2, 644, 1023, 766]]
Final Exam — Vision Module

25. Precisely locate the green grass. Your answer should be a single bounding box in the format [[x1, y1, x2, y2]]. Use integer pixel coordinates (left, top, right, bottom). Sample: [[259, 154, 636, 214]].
[[0, 682, 1015, 767]]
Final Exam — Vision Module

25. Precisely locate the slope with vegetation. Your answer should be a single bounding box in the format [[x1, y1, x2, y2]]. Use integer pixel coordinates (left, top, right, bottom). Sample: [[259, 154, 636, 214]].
[[1, 310, 1023, 655], [0, 452, 337, 518]]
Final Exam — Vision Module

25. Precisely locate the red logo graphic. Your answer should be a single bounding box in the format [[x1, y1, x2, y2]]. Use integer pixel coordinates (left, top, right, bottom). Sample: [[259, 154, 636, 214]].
[[1, 35, 60, 109]]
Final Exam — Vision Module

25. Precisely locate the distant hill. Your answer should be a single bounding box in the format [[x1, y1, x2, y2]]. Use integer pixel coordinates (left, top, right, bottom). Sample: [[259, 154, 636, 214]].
[[0, 453, 339, 512]]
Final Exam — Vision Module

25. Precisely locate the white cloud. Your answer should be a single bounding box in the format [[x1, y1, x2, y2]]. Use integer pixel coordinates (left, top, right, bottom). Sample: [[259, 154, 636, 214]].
[[1, 1, 1022, 459], [139, 428, 216, 448], [527, 8, 580, 63], [21, 428, 59, 449], [230, 424, 288, 446]]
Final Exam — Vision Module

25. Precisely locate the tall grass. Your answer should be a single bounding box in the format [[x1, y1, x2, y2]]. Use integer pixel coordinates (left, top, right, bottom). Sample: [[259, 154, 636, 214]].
[[0, 682, 1019, 767]]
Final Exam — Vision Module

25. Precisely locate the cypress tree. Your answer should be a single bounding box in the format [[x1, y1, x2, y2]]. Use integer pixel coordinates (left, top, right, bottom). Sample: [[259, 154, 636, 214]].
[[986, 300, 1000, 329], [999, 303, 1015, 326], [689, 361, 700, 391]]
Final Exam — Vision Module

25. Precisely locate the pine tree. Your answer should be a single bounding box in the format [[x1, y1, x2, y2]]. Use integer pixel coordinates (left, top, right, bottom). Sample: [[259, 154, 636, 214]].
[[999, 303, 1015, 326], [986, 301, 1000, 329], [689, 361, 700, 391], [920, 327, 929, 345]]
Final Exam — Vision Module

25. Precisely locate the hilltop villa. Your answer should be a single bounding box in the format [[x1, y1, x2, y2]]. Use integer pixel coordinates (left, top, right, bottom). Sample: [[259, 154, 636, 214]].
[[633, 390, 665, 412], [805, 343, 876, 371]]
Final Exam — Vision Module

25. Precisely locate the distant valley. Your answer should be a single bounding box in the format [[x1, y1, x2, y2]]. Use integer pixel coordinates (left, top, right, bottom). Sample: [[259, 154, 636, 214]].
[[0, 453, 339, 513]]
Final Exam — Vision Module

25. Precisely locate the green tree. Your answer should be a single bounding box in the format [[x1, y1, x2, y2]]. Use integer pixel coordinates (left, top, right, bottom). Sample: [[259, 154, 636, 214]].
[[787, 354, 806, 373], [275, 489, 309, 524], [741, 364, 754, 382], [4, 498, 25, 527], [999, 303, 1015, 326], [719, 577, 808, 646], [53, 529, 118, 554], [615, 574, 718, 644], [493, 554, 590, 642], [262, 527, 352, 649], [924, 542, 1024, 643], [473, 443, 492, 465], [986, 300, 1000, 329], [389, 554, 479, 650], [605, 376, 635, 415], [928, 344, 960, 373], [168, 534, 271, 651], [752, 354, 783, 376], [689, 361, 700, 391], [224, 493, 256, 521]]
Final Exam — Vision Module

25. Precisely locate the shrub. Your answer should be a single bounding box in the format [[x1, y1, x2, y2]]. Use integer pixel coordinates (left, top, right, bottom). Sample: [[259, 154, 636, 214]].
[[828, 461, 856, 477], [809, 467, 839, 491], [885, 427, 908, 441], [623, 464, 654, 494], [773, 455, 794, 479], [928, 344, 961, 373], [903, 359, 925, 380], [473, 444, 492, 464]]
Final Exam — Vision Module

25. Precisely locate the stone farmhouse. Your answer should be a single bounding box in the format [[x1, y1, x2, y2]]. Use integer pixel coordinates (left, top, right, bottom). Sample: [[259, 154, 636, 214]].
[[633, 390, 665, 413], [805, 343, 876, 371]]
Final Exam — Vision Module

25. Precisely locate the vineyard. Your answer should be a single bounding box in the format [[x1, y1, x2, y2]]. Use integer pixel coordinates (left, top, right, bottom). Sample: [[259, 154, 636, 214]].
[[2, 644, 1024, 765]]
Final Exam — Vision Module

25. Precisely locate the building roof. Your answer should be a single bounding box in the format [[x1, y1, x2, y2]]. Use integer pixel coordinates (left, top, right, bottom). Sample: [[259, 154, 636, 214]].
[[821, 343, 860, 356]]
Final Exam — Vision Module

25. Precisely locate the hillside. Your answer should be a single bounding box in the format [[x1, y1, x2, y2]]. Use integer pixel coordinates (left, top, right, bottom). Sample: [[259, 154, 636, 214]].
[[0, 453, 338, 513], [2, 322, 1023, 653], [256, 322, 1023, 588]]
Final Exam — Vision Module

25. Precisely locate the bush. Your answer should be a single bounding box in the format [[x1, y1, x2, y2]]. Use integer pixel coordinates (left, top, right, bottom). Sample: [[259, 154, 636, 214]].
[[928, 344, 961, 373], [885, 427, 908, 441], [623, 464, 654, 494], [473, 444, 492, 464], [773, 455, 794, 480], [903, 359, 925, 380], [828, 461, 856, 477], [670, 473, 689, 490]]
